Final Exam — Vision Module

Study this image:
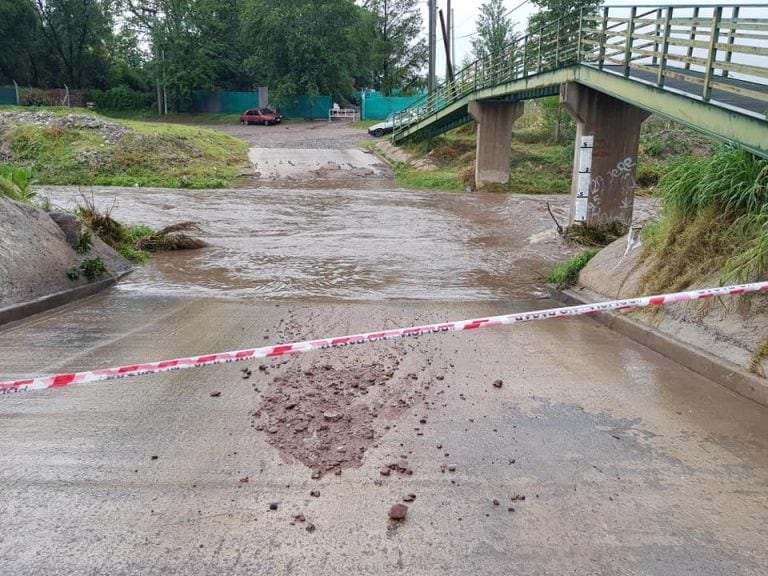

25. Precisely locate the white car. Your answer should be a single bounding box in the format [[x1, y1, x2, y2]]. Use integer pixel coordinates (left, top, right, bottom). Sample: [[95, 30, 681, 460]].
[[367, 110, 419, 137]]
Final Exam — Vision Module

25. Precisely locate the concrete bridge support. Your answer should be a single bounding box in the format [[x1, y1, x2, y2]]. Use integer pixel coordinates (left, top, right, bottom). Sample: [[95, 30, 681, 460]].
[[561, 83, 650, 227], [469, 100, 524, 188]]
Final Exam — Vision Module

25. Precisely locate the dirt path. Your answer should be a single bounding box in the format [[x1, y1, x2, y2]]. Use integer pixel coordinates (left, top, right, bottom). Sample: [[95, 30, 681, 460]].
[[215, 119, 373, 149]]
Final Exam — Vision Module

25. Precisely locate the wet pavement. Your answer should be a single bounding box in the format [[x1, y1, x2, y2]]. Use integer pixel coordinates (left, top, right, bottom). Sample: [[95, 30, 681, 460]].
[[2, 295, 768, 575], [1, 127, 766, 574], [248, 148, 391, 181]]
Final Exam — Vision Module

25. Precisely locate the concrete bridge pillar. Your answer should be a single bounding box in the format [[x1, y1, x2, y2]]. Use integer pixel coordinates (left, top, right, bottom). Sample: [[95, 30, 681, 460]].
[[560, 83, 650, 227], [469, 100, 524, 188]]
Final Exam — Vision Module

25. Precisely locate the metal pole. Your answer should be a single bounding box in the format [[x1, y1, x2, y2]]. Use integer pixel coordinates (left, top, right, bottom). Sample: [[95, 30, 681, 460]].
[[703, 6, 722, 101], [439, 9, 454, 83], [162, 49, 168, 115], [657, 7, 672, 87], [685, 6, 699, 71], [722, 6, 739, 78], [13, 80, 19, 105], [624, 6, 637, 77], [428, 0, 436, 93], [451, 7, 455, 70], [445, 0, 452, 81]]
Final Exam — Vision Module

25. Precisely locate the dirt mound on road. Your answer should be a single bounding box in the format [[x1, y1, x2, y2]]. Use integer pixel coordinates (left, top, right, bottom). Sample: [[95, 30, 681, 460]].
[[250, 351, 426, 477]]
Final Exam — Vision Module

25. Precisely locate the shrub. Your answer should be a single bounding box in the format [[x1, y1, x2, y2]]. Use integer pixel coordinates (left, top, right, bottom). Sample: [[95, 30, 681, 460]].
[[635, 163, 662, 188], [546, 250, 599, 289], [0, 166, 34, 202], [79, 256, 107, 280], [87, 87, 154, 111], [661, 147, 768, 218], [641, 147, 768, 289]]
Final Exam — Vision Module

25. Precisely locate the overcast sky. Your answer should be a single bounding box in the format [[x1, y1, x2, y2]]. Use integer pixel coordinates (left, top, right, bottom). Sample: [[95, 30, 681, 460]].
[[423, 0, 768, 76]]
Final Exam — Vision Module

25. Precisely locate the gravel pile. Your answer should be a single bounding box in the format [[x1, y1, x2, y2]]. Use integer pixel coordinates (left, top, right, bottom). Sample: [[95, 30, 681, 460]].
[[0, 111, 131, 144]]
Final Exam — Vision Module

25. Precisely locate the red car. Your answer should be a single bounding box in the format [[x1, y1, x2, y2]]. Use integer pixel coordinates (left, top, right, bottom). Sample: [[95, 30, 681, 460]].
[[240, 108, 283, 126]]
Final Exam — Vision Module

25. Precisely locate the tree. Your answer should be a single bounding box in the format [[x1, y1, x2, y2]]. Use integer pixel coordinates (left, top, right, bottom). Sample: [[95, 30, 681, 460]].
[[362, 0, 427, 95], [0, 0, 44, 86], [28, 0, 115, 89], [124, 0, 248, 111], [241, 0, 370, 103], [527, 0, 598, 33], [472, 0, 515, 61]]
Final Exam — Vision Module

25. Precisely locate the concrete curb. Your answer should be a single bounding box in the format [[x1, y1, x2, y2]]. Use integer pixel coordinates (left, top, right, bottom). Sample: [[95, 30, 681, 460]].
[[0, 270, 133, 328], [549, 286, 768, 408], [368, 142, 396, 168]]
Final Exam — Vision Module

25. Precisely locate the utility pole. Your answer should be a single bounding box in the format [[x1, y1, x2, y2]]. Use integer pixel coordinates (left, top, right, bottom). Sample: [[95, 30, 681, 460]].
[[439, 10, 454, 83], [445, 0, 451, 81], [451, 6, 455, 69], [428, 0, 436, 92]]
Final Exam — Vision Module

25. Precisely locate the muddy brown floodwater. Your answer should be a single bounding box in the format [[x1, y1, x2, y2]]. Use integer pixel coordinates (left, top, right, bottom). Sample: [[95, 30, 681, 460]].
[[37, 185, 601, 300]]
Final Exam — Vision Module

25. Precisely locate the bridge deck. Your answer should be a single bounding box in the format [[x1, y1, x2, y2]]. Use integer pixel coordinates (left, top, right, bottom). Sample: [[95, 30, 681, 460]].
[[601, 65, 768, 116]]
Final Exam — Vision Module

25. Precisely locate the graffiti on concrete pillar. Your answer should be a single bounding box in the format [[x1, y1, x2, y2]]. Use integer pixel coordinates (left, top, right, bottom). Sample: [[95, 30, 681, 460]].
[[588, 156, 638, 225]]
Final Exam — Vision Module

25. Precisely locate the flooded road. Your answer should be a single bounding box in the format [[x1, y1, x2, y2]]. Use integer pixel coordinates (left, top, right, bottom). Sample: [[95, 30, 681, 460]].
[[37, 185, 578, 301], [2, 124, 765, 576]]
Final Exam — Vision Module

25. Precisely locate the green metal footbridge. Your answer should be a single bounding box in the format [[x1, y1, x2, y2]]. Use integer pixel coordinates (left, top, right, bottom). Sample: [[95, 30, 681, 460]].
[[393, 4, 768, 159]]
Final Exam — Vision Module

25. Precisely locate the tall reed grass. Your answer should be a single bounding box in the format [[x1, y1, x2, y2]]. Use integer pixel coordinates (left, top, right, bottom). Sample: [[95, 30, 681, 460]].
[[643, 147, 768, 289]]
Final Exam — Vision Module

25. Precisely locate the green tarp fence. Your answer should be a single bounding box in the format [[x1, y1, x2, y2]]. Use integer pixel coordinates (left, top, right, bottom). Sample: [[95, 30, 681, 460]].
[[362, 95, 422, 120], [192, 91, 330, 120], [279, 95, 332, 120], [193, 91, 260, 114], [0, 87, 18, 105]]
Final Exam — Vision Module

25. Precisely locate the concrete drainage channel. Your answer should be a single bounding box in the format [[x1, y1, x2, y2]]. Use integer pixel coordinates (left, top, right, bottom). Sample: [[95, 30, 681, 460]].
[[550, 286, 768, 407], [0, 269, 133, 329]]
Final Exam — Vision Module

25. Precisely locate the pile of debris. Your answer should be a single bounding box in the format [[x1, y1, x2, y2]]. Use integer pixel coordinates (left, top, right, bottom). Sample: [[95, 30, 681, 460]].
[[0, 111, 131, 145]]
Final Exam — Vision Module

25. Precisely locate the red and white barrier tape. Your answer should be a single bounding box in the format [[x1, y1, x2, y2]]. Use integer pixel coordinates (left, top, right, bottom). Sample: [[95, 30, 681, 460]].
[[1, 281, 766, 395]]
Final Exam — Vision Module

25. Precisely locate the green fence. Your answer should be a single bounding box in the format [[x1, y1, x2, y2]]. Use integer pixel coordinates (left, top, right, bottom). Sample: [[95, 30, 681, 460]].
[[362, 95, 422, 120], [192, 90, 329, 119], [280, 95, 332, 120], [0, 87, 18, 105], [193, 91, 263, 114]]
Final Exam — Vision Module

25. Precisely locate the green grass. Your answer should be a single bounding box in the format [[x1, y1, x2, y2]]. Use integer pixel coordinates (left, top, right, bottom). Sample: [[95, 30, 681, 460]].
[[640, 147, 768, 291], [0, 110, 249, 188], [546, 250, 599, 289], [750, 339, 768, 378], [351, 119, 378, 129], [100, 110, 243, 125], [0, 165, 35, 202], [394, 164, 462, 190], [507, 141, 572, 194], [390, 127, 573, 193]]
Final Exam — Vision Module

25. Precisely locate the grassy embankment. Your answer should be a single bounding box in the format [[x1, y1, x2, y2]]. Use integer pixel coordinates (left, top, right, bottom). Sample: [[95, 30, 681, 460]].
[[641, 147, 767, 290], [0, 166, 207, 265], [640, 147, 768, 373], [0, 106, 248, 188], [384, 98, 710, 195]]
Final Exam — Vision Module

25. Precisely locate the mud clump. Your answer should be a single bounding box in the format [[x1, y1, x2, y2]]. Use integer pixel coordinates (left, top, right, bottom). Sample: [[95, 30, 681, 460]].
[[388, 503, 408, 521], [250, 358, 424, 477]]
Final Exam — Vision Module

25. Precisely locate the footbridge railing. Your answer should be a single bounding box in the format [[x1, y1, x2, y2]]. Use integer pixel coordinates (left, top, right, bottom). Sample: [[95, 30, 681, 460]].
[[393, 3, 768, 142]]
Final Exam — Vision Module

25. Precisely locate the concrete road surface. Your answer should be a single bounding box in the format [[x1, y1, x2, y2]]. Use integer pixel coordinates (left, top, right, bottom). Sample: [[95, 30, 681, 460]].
[[2, 290, 768, 575]]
